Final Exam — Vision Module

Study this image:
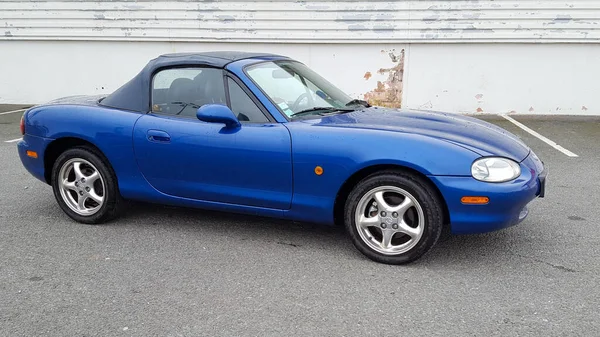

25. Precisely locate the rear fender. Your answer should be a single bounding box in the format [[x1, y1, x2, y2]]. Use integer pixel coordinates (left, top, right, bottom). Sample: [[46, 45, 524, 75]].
[[25, 104, 147, 198]]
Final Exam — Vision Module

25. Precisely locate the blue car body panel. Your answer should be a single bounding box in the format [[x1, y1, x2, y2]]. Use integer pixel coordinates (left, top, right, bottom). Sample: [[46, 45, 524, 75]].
[[132, 113, 293, 210], [281, 117, 481, 224], [18, 134, 51, 182], [20, 101, 148, 198], [310, 107, 531, 161], [430, 161, 539, 234], [17, 52, 545, 235]]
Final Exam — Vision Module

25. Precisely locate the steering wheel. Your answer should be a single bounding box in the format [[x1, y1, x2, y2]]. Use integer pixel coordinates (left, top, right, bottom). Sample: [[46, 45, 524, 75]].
[[291, 93, 311, 112]]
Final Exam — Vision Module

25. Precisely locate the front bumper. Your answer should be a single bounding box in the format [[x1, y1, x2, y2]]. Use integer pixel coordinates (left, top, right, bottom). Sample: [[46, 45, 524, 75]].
[[429, 151, 545, 234], [538, 166, 547, 198]]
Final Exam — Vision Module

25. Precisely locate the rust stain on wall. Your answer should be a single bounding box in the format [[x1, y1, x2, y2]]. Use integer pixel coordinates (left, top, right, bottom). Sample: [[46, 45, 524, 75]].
[[363, 49, 404, 108]]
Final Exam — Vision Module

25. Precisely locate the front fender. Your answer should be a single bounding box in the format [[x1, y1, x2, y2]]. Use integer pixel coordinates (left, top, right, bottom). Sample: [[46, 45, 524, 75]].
[[284, 122, 480, 224]]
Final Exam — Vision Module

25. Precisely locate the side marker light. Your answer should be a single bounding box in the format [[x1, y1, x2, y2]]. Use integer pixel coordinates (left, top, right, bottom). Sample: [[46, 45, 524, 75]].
[[461, 196, 489, 205]]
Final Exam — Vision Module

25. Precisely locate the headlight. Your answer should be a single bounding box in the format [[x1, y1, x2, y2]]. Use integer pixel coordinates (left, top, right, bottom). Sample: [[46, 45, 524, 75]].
[[471, 157, 521, 182]]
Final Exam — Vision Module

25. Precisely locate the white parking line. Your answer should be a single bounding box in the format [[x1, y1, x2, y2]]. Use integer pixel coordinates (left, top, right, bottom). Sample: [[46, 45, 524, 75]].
[[0, 108, 26, 116], [501, 115, 579, 157], [4, 138, 22, 143]]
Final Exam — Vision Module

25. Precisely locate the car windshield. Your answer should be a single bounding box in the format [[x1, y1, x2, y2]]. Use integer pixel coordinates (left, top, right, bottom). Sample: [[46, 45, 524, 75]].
[[246, 61, 367, 119]]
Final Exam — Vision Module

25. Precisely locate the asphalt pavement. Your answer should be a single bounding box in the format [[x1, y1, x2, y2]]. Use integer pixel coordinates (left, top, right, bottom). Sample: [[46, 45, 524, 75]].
[[1, 107, 599, 336]]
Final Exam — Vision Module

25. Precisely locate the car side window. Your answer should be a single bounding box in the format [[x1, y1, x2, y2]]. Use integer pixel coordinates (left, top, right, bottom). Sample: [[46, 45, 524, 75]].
[[151, 67, 226, 118], [227, 77, 269, 123]]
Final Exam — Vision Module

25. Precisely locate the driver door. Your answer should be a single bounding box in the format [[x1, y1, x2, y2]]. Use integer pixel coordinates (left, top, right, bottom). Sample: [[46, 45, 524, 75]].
[[132, 66, 293, 210]]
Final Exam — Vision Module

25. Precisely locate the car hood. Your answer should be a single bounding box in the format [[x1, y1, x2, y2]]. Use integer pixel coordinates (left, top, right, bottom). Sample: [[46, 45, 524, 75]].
[[300, 107, 530, 161]]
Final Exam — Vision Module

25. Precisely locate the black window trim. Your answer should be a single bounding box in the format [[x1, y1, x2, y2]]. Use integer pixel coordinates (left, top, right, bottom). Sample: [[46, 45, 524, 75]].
[[242, 59, 300, 122], [224, 72, 276, 124]]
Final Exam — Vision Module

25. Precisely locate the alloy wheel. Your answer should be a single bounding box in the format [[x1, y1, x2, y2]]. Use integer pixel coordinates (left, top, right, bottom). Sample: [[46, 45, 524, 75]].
[[58, 158, 106, 216], [354, 186, 425, 255]]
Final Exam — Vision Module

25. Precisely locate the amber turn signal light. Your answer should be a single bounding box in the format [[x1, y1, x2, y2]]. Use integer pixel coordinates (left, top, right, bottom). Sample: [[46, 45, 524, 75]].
[[461, 196, 489, 205], [314, 166, 324, 176], [26, 150, 38, 159]]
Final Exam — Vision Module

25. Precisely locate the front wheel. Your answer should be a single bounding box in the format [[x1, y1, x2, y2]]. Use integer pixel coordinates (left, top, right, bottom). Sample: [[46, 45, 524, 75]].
[[344, 170, 444, 264], [51, 146, 122, 224]]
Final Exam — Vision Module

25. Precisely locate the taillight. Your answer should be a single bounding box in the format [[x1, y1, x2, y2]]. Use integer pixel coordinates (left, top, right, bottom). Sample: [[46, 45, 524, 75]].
[[20, 114, 25, 135]]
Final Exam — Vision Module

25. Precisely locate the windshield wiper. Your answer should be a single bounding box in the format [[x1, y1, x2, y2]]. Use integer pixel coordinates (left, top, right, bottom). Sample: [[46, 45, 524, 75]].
[[345, 99, 371, 108], [290, 107, 355, 118], [171, 101, 200, 115]]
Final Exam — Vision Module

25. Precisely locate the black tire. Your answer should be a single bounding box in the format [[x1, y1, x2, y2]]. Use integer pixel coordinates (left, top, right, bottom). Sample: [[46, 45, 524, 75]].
[[51, 146, 123, 224], [344, 170, 444, 264]]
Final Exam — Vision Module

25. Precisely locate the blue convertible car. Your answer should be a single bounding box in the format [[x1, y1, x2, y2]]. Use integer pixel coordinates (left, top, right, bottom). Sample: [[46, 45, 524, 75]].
[[17, 51, 546, 264]]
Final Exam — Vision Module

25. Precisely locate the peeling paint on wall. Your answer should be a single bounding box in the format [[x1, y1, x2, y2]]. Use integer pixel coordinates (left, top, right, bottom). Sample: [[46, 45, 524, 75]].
[[217, 15, 236, 22], [1, 1, 595, 43], [363, 49, 404, 108], [553, 15, 573, 23]]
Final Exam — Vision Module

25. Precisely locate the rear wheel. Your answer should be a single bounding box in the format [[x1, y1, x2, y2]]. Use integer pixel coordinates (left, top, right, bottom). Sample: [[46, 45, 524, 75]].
[[51, 147, 122, 224], [344, 170, 444, 264]]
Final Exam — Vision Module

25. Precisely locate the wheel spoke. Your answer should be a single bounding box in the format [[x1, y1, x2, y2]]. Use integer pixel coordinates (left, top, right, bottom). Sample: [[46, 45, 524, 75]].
[[87, 171, 100, 183], [397, 220, 421, 238], [358, 215, 380, 229], [380, 229, 394, 249], [61, 179, 77, 191], [77, 195, 87, 210], [390, 197, 413, 218], [65, 191, 79, 208], [73, 162, 84, 180], [88, 190, 104, 204], [373, 191, 392, 211]]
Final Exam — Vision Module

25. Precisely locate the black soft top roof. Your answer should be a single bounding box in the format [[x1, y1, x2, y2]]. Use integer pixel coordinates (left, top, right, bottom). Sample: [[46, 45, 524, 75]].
[[100, 51, 287, 112]]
